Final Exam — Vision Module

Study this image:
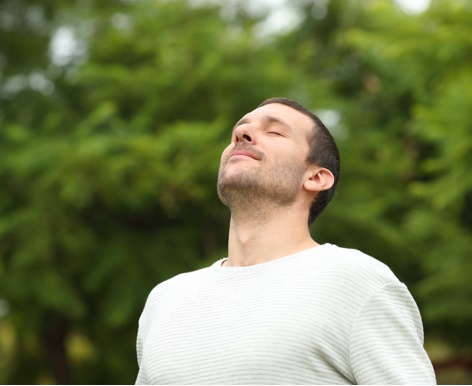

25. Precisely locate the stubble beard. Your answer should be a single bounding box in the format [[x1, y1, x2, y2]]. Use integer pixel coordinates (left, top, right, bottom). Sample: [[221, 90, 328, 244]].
[[217, 158, 305, 222]]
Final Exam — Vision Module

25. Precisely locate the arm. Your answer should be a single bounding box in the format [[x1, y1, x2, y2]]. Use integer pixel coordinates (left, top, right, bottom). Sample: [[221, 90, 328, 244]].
[[349, 282, 436, 385], [135, 329, 148, 385]]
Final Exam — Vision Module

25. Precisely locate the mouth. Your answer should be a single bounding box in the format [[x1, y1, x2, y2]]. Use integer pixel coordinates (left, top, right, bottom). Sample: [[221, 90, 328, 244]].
[[229, 150, 259, 160]]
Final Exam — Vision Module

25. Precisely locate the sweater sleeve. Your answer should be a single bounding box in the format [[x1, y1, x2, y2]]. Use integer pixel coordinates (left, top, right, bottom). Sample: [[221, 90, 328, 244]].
[[349, 282, 436, 385], [135, 328, 148, 385]]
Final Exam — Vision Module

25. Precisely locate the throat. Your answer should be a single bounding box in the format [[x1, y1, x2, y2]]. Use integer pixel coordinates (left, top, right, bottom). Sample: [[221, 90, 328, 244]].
[[226, 211, 317, 267]]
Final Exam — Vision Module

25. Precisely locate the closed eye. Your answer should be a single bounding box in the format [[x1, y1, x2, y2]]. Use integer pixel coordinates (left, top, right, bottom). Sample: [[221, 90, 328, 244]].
[[267, 132, 283, 136]]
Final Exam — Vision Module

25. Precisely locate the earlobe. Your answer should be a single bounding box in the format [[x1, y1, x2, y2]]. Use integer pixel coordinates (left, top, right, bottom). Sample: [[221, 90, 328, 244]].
[[304, 168, 334, 193]]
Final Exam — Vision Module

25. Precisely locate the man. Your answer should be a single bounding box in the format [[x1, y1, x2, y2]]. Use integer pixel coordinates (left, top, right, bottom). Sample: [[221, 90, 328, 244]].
[[135, 98, 436, 384]]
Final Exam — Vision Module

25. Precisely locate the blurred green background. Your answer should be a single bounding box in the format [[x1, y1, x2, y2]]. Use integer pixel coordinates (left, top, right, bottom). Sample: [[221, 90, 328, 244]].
[[1, 0, 471, 383]]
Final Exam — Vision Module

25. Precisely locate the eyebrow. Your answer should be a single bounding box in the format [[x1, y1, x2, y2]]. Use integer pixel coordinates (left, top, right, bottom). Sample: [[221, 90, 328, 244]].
[[232, 115, 293, 133]]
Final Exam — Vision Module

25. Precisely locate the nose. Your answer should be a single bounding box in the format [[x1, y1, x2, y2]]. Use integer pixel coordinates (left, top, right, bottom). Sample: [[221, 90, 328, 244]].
[[233, 124, 254, 144]]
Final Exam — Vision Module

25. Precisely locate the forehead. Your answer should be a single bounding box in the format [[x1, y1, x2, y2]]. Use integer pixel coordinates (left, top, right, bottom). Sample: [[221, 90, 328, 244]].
[[243, 103, 314, 137]]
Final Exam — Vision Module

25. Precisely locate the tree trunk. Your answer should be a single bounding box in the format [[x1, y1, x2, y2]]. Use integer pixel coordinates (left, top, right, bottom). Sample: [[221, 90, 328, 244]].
[[42, 314, 71, 384]]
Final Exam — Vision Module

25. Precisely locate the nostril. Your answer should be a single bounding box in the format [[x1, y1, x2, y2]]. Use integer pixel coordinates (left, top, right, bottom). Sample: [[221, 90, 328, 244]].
[[242, 134, 251, 142]]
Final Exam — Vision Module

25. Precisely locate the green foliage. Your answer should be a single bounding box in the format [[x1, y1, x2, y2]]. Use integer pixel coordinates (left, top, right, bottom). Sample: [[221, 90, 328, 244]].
[[0, 0, 294, 383], [310, 1, 472, 370], [1, 0, 471, 383]]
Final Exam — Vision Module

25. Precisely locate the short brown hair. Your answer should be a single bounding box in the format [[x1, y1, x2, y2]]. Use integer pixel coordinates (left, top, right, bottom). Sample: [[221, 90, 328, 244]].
[[258, 97, 340, 226]]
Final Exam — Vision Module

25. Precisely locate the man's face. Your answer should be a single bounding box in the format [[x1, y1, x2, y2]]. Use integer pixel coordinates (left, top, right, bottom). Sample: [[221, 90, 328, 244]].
[[217, 103, 313, 209]]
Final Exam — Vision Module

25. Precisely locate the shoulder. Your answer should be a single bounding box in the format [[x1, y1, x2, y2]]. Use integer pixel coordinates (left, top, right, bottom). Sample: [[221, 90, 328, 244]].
[[310, 243, 399, 282], [148, 265, 214, 299], [299, 244, 402, 299], [139, 265, 214, 319]]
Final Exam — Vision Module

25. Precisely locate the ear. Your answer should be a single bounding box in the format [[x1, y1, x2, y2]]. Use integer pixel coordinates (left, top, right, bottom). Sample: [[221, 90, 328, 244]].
[[303, 167, 334, 194]]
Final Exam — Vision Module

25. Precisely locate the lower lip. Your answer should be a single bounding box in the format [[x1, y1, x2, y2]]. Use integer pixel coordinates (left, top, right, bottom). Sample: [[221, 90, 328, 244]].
[[230, 154, 256, 160]]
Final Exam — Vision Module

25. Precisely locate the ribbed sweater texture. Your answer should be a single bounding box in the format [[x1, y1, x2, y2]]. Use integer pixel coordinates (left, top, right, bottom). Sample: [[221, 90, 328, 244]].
[[136, 244, 436, 384]]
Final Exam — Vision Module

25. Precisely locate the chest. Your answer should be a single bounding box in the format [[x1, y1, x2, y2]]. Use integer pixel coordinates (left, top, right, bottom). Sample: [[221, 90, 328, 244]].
[[141, 274, 354, 384]]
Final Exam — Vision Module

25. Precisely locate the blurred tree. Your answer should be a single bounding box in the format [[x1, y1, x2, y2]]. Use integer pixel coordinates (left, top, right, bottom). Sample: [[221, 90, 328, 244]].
[[0, 0, 296, 383], [1, 0, 471, 384], [336, 0, 472, 354]]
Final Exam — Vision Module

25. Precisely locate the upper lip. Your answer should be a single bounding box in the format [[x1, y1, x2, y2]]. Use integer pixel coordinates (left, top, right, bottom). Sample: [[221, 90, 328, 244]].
[[229, 149, 259, 160]]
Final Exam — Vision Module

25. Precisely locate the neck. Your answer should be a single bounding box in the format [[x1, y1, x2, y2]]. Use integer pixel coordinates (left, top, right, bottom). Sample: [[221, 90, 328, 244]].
[[225, 204, 318, 267]]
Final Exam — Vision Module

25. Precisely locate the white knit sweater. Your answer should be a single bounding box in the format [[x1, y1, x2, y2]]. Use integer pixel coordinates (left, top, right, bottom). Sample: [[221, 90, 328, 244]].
[[136, 244, 436, 384]]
